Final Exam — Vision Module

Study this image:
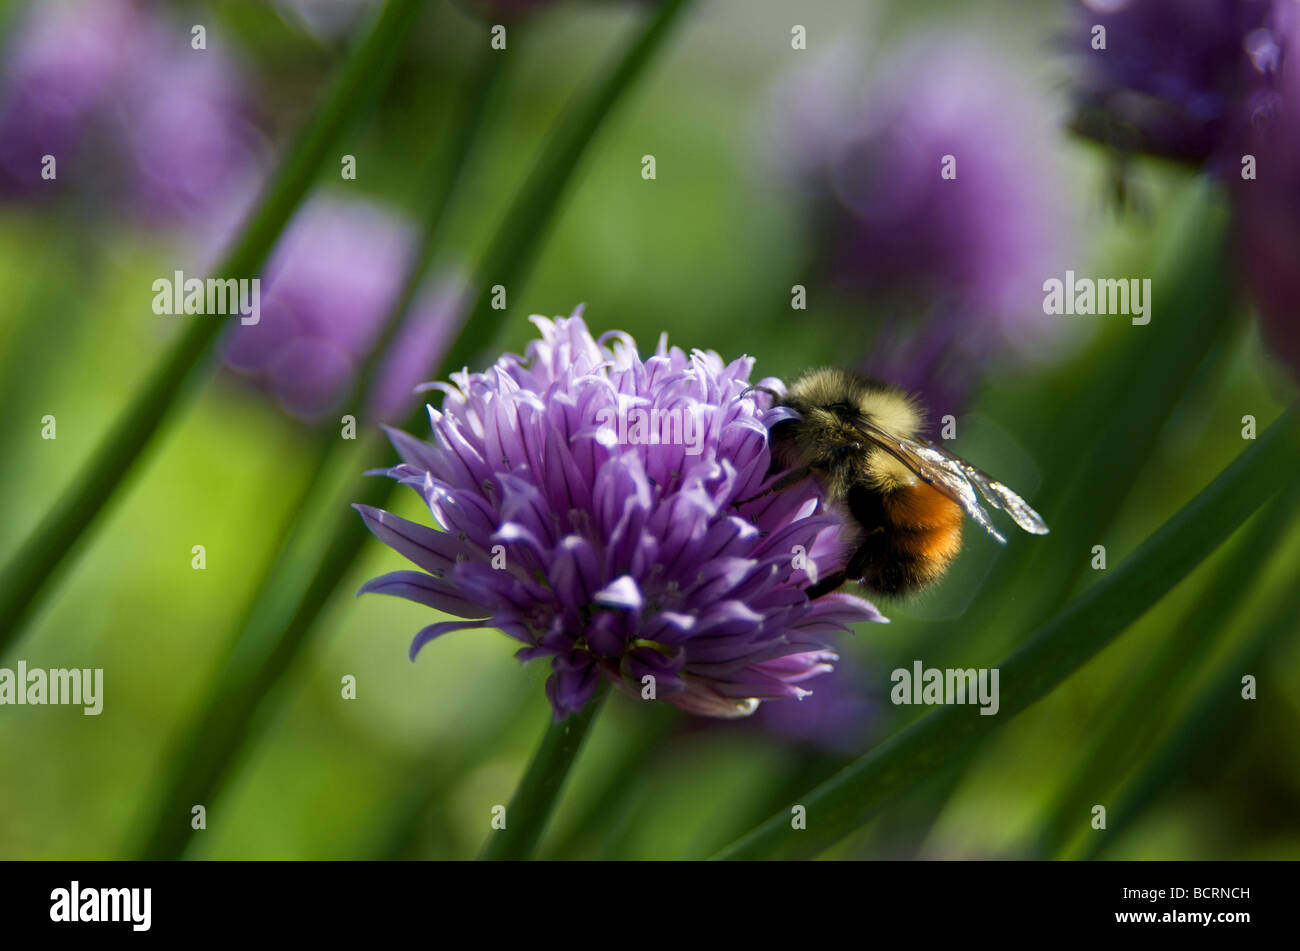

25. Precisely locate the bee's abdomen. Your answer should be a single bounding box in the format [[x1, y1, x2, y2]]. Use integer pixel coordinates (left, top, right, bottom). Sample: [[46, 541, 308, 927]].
[[844, 482, 963, 596]]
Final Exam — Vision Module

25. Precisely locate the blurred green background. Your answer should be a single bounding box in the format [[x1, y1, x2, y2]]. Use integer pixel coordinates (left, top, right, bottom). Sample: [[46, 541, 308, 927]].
[[0, 0, 1296, 860]]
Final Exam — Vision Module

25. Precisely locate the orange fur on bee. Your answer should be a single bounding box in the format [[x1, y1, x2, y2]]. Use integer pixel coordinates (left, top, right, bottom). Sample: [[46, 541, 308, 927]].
[[884, 483, 964, 563]]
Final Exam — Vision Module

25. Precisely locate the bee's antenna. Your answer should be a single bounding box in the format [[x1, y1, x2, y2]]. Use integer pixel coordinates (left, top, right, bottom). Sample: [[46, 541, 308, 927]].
[[739, 384, 781, 401]]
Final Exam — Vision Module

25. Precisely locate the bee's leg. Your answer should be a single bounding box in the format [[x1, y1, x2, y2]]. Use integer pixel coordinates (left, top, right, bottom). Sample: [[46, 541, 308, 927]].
[[805, 570, 847, 600], [733, 466, 811, 506]]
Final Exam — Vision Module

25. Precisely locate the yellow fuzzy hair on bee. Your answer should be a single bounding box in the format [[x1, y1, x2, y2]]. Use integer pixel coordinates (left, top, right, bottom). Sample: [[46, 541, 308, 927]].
[[773, 368, 925, 496]]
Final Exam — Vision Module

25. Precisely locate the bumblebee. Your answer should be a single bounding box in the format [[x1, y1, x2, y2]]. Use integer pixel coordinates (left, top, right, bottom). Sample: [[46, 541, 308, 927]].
[[746, 368, 1048, 598]]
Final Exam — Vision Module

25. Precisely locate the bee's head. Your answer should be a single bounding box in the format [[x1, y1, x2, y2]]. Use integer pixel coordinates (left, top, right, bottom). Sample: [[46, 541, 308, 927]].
[[768, 400, 869, 494], [772, 369, 927, 493], [801, 402, 867, 464]]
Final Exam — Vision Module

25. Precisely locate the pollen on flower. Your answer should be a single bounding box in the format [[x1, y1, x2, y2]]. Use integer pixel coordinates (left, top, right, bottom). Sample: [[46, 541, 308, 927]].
[[355, 309, 885, 720]]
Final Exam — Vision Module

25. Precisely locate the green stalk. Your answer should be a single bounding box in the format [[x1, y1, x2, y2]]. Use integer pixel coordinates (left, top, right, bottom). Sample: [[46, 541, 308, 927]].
[[712, 408, 1300, 860], [1074, 581, 1298, 860], [349, 47, 513, 420], [1032, 484, 1300, 858], [0, 0, 430, 656], [224, 46, 513, 645], [479, 683, 611, 861], [377, 688, 536, 859], [132, 0, 695, 860], [542, 704, 678, 859], [850, 752, 974, 859], [131, 40, 509, 866], [423, 0, 695, 379]]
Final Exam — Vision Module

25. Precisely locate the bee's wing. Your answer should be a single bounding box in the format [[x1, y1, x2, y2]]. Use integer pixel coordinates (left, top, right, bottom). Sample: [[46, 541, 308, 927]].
[[855, 421, 1049, 545], [930, 442, 1051, 538]]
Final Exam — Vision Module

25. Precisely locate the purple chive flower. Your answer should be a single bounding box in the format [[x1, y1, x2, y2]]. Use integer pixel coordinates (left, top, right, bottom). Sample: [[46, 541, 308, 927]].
[[771, 36, 1076, 421], [224, 194, 465, 422], [0, 0, 260, 226], [355, 312, 885, 720], [1067, 0, 1285, 166], [749, 647, 878, 753], [1233, 5, 1300, 381]]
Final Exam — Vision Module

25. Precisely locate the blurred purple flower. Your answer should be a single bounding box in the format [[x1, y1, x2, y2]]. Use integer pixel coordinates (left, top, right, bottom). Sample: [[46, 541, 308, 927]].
[[771, 36, 1077, 422], [1067, 0, 1285, 166], [1234, 4, 1300, 381], [0, 0, 261, 226], [0, 0, 143, 197], [224, 193, 465, 422], [117, 22, 264, 226], [1064, 1, 1300, 380], [356, 313, 885, 720]]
